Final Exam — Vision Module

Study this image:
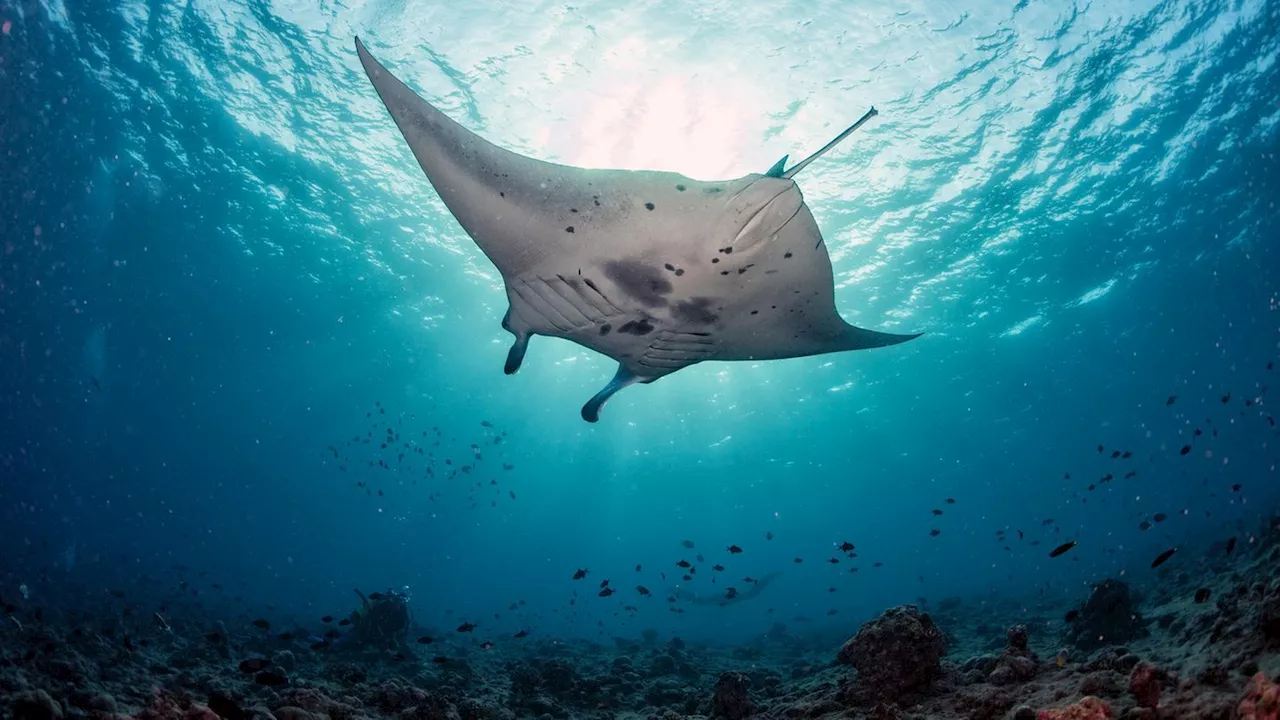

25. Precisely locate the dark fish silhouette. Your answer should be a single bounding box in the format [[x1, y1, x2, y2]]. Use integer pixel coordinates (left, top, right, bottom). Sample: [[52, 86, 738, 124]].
[[1150, 547, 1177, 568], [1049, 541, 1077, 558]]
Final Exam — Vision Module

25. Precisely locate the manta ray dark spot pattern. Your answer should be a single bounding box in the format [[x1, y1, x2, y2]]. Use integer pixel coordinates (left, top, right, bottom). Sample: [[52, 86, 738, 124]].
[[675, 184, 686, 191], [719, 247, 733, 254], [784, 252, 793, 259], [617, 319, 655, 335], [673, 297, 719, 325], [644, 202, 655, 210], [570, 208, 578, 213], [599, 324, 612, 335], [565, 226, 575, 233], [603, 259, 672, 308]]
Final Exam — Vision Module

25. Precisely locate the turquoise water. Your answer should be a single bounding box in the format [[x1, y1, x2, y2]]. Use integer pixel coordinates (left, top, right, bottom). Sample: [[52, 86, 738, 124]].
[[0, 0, 1277, 645]]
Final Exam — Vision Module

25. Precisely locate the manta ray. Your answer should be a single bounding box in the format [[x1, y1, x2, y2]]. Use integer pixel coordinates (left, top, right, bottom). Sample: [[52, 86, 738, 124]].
[[355, 37, 919, 422]]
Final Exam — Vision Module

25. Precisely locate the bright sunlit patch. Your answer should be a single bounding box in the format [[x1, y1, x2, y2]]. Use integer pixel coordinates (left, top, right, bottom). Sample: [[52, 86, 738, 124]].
[[553, 36, 764, 178], [1068, 278, 1117, 307], [1001, 315, 1043, 337]]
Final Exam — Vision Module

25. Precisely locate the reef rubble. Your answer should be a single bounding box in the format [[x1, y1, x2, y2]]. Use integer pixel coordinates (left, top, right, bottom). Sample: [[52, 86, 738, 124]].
[[3, 521, 1280, 720]]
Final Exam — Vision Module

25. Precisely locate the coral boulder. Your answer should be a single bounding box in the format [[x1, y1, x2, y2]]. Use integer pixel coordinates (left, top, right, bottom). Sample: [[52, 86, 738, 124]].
[[837, 604, 946, 702]]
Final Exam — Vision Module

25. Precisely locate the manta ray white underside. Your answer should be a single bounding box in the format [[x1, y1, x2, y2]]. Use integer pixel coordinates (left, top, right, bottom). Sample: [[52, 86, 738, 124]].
[[354, 37, 919, 422]]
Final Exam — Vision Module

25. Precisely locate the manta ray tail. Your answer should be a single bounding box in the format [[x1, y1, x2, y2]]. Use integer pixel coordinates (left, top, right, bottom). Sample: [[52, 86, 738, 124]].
[[782, 107, 878, 180]]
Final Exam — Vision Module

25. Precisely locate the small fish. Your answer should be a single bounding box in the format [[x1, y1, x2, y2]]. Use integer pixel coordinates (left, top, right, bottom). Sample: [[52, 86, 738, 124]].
[[945, 498, 956, 504], [1121, 451, 1132, 459], [456, 622, 476, 633], [480, 420, 493, 428], [744, 576, 756, 583], [1222, 392, 1231, 404], [712, 564, 725, 572], [681, 540, 695, 549], [338, 618, 351, 627], [1194, 588, 1211, 603], [765, 531, 774, 540], [637, 586, 650, 596], [838, 541, 855, 552], [1153, 513, 1167, 523], [573, 569, 588, 580], [727, 545, 744, 554], [827, 557, 840, 564], [1180, 445, 1191, 455], [930, 529, 941, 537], [676, 560, 691, 568], [1056, 654, 1066, 668], [1110, 450, 1120, 459], [1232, 483, 1242, 492], [251, 619, 270, 630], [1016, 529, 1024, 540], [1049, 541, 1077, 558], [598, 587, 615, 597], [277, 632, 294, 641], [1166, 395, 1177, 405], [238, 658, 269, 673], [724, 587, 738, 599], [324, 629, 341, 640], [1226, 536, 1237, 555], [254, 671, 289, 687], [1138, 521, 1152, 531], [793, 557, 803, 564], [599, 579, 610, 589], [417, 635, 435, 644], [931, 509, 943, 516], [1150, 547, 1178, 568], [321, 615, 333, 623], [635, 564, 642, 572], [513, 630, 529, 638]]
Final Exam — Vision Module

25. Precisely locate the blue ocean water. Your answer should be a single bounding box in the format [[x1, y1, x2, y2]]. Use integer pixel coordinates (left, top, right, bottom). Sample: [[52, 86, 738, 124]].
[[0, 0, 1277, 653]]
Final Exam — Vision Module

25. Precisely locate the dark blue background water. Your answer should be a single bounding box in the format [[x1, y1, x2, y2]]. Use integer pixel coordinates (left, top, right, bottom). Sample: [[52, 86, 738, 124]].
[[1, 0, 1277, 645]]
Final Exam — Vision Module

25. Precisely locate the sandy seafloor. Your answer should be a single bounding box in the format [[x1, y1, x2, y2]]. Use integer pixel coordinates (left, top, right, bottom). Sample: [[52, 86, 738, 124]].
[[3, 514, 1279, 720]]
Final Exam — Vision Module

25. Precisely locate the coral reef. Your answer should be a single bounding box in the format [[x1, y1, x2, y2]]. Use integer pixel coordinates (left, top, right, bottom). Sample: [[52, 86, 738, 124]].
[[836, 604, 946, 703], [1064, 579, 1148, 651], [3, 526, 1280, 720]]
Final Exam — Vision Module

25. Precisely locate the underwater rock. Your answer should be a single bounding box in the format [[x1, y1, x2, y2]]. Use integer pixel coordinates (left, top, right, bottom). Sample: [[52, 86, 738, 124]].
[[272, 650, 297, 672], [1237, 672, 1280, 720], [10, 690, 63, 720], [988, 624, 1039, 685], [711, 672, 755, 720], [1065, 580, 1148, 651], [836, 604, 946, 702], [1035, 696, 1114, 719], [1127, 662, 1160, 709], [1259, 579, 1280, 641]]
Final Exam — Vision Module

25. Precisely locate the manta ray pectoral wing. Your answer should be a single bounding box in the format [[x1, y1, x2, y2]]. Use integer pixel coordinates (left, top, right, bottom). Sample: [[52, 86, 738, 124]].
[[843, 325, 922, 350]]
